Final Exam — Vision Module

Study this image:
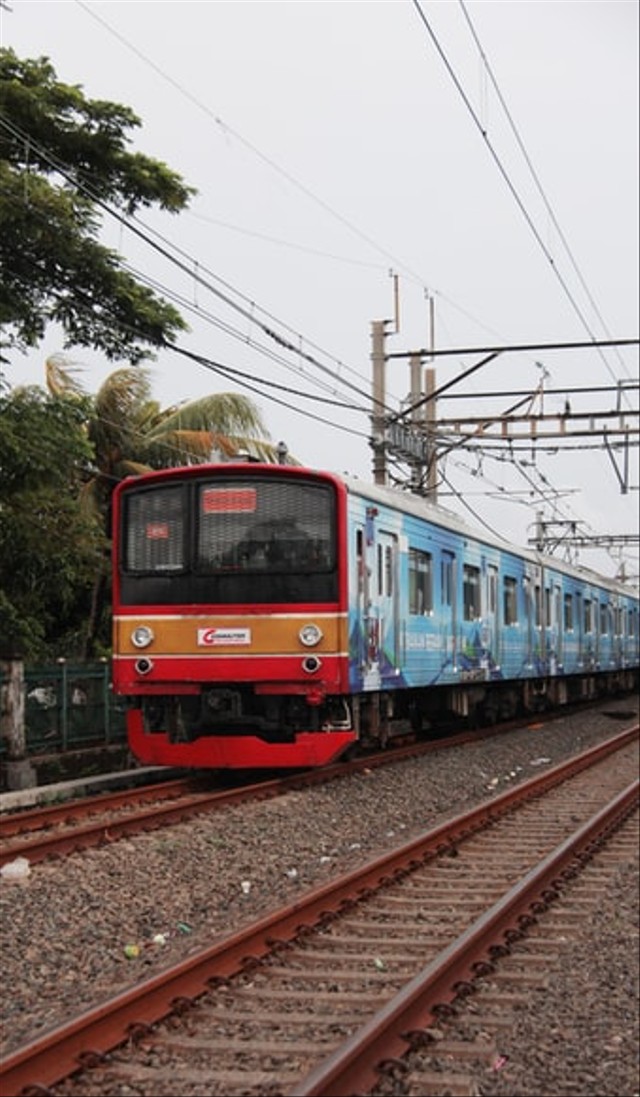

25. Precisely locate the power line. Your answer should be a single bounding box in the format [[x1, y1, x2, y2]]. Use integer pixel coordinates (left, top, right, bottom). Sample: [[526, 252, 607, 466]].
[[385, 338, 638, 361], [0, 115, 399, 423], [457, 0, 633, 384], [74, 0, 431, 290], [411, 0, 634, 396]]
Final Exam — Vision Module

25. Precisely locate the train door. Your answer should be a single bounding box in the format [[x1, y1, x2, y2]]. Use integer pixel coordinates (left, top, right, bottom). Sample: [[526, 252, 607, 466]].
[[523, 573, 534, 670], [483, 562, 498, 674], [542, 578, 552, 673], [376, 530, 400, 675], [441, 550, 456, 673], [354, 526, 369, 673], [614, 602, 623, 667], [576, 591, 584, 668], [553, 583, 562, 672]]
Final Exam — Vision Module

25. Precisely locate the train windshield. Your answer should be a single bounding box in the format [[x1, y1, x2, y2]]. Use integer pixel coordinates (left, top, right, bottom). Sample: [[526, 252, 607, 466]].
[[197, 478, 334, 573], [122, 476, 335, 576], [124, 485, 185, 573]]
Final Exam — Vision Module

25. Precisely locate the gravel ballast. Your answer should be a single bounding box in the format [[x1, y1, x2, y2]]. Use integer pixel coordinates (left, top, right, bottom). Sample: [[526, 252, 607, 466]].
[[1, 697, 638, 1096]]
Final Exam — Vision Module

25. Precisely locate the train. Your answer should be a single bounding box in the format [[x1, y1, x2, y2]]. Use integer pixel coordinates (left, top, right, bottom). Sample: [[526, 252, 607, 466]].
[[111, 461, 639, 769]]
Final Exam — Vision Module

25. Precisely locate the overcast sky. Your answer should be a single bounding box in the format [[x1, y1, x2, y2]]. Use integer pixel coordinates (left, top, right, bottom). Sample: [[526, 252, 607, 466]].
[[2, 0, 638, 580]]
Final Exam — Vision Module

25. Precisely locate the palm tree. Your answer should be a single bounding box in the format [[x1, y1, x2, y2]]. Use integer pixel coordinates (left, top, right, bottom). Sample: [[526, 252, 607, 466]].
[[45, 355, 298, 655]]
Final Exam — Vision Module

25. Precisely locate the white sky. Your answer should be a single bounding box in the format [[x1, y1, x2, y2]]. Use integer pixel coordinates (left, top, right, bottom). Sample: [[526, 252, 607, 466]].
[[2, 0, 639, 580]]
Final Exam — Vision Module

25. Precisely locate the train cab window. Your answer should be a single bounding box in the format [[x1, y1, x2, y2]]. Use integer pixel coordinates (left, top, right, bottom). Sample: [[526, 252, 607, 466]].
[[463, 564, 480, 621], [616, 606, 623, 636], [197, 478, 334, 573], [564, 593, 574, 631], [584, 599, 593, 633], [409, 549, 433, 615], [504, 576, 518, 625], [124, 486, 185, 572]]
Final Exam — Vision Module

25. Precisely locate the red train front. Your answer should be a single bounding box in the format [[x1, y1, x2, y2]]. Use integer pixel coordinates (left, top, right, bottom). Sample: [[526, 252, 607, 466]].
[[111, 463, 357, 768]]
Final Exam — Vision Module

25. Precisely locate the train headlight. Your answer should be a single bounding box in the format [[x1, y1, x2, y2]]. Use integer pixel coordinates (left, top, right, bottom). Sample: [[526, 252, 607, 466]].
[[131, 625, 154, 649], [299, 623, 323, 647]]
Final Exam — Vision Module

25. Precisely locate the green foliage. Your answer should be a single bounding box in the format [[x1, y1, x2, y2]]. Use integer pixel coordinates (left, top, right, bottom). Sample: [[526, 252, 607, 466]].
[[0, 48, 196, 364], [0, 386, 105, 658]]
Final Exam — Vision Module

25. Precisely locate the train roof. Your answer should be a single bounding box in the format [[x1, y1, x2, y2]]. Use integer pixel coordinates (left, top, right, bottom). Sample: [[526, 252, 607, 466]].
[[115, 462, 637, 602], [339, 473, 638, 601]]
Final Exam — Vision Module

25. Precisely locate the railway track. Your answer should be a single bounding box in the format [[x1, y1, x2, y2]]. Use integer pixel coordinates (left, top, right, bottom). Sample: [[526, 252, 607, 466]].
[[1, 702, 625, 869], [1, 724, 636, 1097], [0, 720, 528, 868]]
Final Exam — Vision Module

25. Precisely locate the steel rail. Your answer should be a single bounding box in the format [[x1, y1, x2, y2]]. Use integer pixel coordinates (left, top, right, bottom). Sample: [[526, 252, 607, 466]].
[[0, 724, 636, 1097], [292, 779, 639, 1096], [0, 722, 509, 867]]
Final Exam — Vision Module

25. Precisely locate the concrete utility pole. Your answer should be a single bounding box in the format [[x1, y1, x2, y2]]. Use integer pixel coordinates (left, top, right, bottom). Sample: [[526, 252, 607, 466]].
[[409, 353, 422, 494], [0, 659, 36, 789], [371, 320, 388, 486], [424, 365, 438, 503], [370, 317, 440, 498]]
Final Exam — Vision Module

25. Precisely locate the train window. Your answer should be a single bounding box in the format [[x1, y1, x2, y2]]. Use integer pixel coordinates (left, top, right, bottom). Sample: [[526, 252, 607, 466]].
[[463, 564, 480, 621], [409, 549, 433, 615], [196, 478, 334, 573], [564, 593, 574, 630], [584, 599, 593, 633], [355, 528, 363, 583], [124, 486, 185, 572], [504, 576, 518, 625], [616, 606, 623, 636], [600, 603, 608, 635]]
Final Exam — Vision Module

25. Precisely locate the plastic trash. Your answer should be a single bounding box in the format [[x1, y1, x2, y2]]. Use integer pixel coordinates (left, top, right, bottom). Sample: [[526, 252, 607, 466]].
[[0, 856, 31, 882], [240, 881, 251, 895]]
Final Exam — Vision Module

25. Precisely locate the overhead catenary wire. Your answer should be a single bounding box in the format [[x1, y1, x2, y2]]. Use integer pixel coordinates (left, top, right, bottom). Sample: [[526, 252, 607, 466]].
[[3, 15, 636, 574], [411, 0, 634, 399], [457, 0, 633, 385], [0, 114, 385, 415]]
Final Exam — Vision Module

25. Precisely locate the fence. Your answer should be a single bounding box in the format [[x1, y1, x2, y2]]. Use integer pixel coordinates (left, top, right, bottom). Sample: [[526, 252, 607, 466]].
[[0, 660, 127, 756]]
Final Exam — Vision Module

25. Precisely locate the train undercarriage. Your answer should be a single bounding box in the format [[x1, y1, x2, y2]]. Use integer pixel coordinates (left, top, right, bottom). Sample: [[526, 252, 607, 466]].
[[126, 665, 639, 769]]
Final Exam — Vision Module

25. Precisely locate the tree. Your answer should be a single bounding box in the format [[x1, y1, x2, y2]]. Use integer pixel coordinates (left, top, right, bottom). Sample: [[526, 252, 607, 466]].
[[45, 356, 289, 508], [0, 382, 105, 660], [0, 48, 196, 365]]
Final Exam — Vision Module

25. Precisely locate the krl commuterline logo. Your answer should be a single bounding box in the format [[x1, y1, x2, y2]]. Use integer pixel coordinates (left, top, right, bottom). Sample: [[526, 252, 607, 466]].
[[197, 627, 251, 647]]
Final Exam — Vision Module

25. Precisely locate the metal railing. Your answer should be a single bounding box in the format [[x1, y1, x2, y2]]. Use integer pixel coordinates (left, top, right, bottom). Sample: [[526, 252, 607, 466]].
[[0, 661, 127, 756]]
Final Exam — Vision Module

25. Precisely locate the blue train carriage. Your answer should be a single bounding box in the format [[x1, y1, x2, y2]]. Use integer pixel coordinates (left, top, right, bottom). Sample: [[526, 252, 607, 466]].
[[343, 475, 639, 736]]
